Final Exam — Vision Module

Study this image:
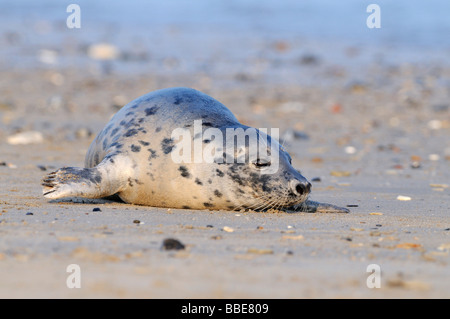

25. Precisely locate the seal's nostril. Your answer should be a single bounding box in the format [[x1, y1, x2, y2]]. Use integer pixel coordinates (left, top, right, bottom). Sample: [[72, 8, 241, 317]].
[[295, 183, 305, 195]]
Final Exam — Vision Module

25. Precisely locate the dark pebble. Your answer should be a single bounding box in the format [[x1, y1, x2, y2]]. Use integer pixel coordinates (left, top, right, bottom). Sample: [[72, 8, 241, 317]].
[[311, 177, 321, 182], [26, 212, 33, 215], [161, 238, 185, 251], [37, 165, 47, 171], [133, 219, 141, 224], [286, 250, 294, 255], [206, 225, 214, 228], [347, 204, 358, 207], [343, 237, 352, 242], [445, 228, 450, 231], [92, 207, 101, 212], [376, 224, 382, 227]]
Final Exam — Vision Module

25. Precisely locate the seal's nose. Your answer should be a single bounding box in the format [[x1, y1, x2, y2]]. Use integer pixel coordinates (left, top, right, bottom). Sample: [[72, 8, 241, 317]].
[[290, 180, 311, 196]]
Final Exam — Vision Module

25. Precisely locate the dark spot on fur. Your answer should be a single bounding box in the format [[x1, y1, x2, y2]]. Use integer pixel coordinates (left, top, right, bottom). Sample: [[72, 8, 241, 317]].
[[155, 127, 162, 132], [110, 127, 119, 136], [110, 142, 123, 149], [126, 111, 134, 116], [124, 128, 138, 137], [208, 179, 212, 184], [178, 166, 191, 178], [161, 138, 174, 154], [134, 179, 144, 185], [131, 144, 141, 152], [120, 120, 126, 126], [203, 202, 213, 208], [214, 190, 223, 198], [195, 178, 203, 185], [182, 205, 191, 209], [138, 140, 150, 146], [103, 124, 113, 135], [145, 106, 159, 116], [203, 139, 211, 144], [94, 175, 102, 183], [194, 132, 202, 139], [138, 117, 145, 124], [216, 169, 224, 177], [128, 177, 134, 187], [102, 139, 108, 150], [147, 148, 157, 159], [94, 153, 99, 164], [174, 96, 182, 105]]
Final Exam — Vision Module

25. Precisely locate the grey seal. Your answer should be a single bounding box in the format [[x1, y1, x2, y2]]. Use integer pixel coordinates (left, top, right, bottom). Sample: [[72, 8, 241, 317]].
[[42, 87, 349, 213]]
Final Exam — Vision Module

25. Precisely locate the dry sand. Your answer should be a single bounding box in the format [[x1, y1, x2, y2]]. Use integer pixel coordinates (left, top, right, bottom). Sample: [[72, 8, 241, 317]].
[[0, 7, 449, 298]]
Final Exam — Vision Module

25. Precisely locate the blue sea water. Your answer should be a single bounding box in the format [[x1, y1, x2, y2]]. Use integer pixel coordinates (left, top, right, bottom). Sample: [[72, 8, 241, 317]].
[[1, 0, 449, 74]]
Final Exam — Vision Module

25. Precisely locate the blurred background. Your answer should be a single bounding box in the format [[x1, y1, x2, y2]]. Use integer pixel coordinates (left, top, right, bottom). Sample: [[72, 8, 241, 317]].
[[0, 0, 449, 171], [2, 0, 450, 80]]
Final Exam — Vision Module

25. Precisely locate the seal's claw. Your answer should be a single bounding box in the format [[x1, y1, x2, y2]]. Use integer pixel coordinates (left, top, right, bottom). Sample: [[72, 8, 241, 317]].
[[290, 200, 350, 213]]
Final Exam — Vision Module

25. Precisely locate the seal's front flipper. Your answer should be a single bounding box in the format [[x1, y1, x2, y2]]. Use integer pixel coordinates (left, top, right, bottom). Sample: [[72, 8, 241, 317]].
[[290, 200, 350, 213], [42, 166, 123, 200]]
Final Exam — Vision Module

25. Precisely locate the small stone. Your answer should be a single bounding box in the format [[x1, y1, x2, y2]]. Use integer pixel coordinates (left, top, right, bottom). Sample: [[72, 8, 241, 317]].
[[347, 204, 359, 207], [92, 207, 102, 212], [222, 226, 234, 233], [344, 146, 356, 154], [428, 154, 440, 161], [26, 212, 33, 216], [7, 131, 44, 145], [410, 161, 421, 169], [330, 170, 351, 177], [311, 177, 321, 182], [87, 43, 119, 60], [397, 195, 411, 201], [133, 219, 141, 224], [161, 238, 185, 250]]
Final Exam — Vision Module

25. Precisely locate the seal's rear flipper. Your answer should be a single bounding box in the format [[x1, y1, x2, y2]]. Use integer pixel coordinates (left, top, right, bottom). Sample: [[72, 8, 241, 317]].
[[291, 200, 350, 213], [42, 166, 122, 200]]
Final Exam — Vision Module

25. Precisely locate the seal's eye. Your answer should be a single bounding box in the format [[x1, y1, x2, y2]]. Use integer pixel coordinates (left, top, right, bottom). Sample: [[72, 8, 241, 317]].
[[253, 159, 271, 168]]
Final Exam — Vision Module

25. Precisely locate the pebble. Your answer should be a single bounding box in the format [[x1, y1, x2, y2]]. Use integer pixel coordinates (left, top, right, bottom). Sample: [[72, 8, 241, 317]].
[[87, 43, 119, 60], [428, 154, 440, 161], [92, 207, 102, 212], [397, 195, 411, 201], [430, 183, 448, 188], [247, 248, 273, 255], [410, 161, 421, 169], [161, 238, 185, 250], [344, 146, 357, 154], [0, 162, 17, 168], [222, 226, 234, 233], [427, 119, 442, 130], [26, 212, 33, 216], [133, 219, 141, 224], [330, 170, 351, 177], [7, 131, 44, 145], [311, 177, 321, 182]]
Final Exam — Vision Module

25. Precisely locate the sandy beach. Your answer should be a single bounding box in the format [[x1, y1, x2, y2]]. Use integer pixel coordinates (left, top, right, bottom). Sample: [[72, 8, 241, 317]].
[[0, 1, 449, 299]]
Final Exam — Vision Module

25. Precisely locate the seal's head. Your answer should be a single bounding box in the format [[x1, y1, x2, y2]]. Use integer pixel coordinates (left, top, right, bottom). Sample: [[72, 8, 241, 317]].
[[214, 127, 311, 211]]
